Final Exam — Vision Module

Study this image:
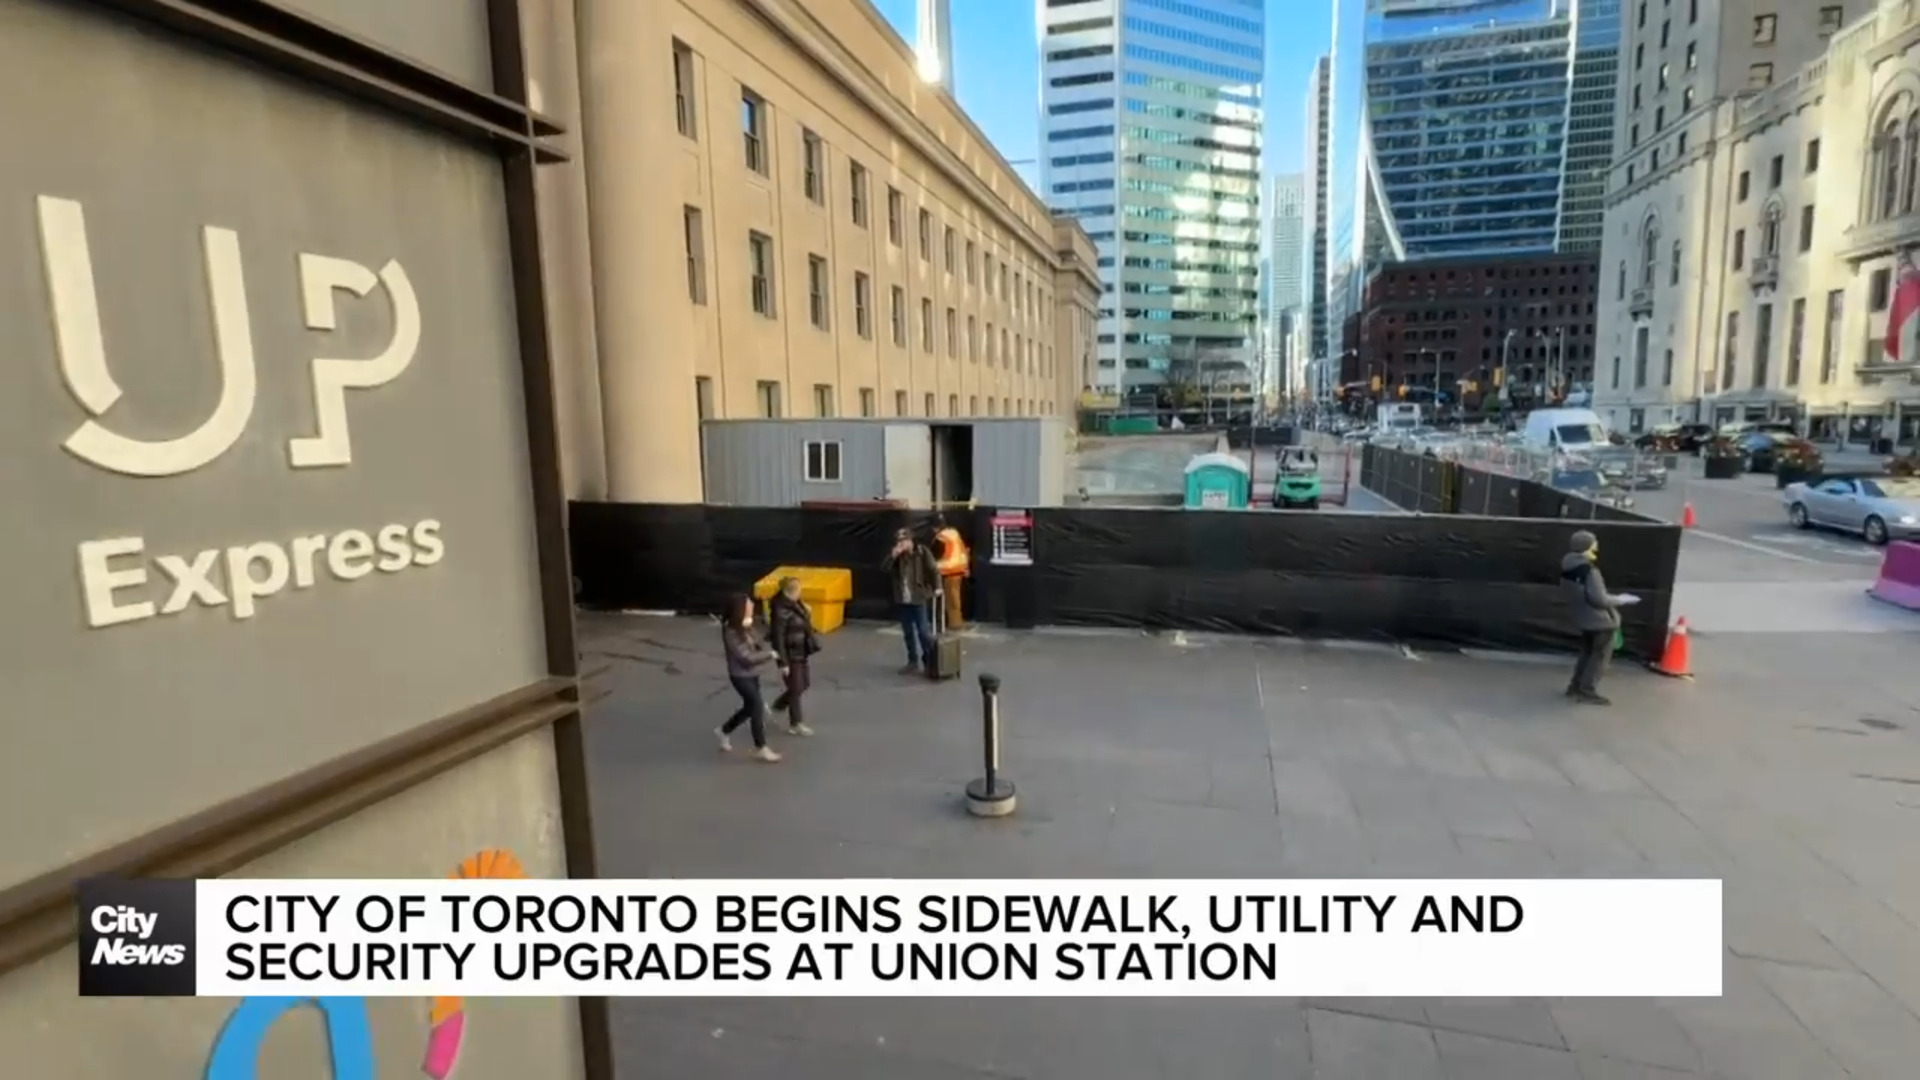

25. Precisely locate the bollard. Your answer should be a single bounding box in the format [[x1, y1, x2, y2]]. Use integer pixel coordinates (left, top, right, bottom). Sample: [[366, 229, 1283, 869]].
[[964, 673, 1017, 818]]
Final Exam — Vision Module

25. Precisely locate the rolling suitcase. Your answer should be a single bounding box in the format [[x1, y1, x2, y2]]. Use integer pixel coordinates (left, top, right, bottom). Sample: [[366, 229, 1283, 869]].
[[927, 591, 963, 681]]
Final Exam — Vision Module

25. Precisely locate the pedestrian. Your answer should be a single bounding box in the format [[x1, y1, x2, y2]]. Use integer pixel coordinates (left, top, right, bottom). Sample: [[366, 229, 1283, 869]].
[[932, 514, 972, 629], [715, 594, 781, 762], [768, 576, 819, 737], [1560, 530, 1637, 705], [882, 525, 940, 676]]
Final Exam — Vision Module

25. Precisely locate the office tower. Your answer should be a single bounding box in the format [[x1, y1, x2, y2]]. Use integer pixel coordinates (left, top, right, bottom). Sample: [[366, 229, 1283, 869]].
[[1305, 54, 1331, 397], [1265, 173, 1306, 400], [916, 0, 954, 91], [1362, 0, 1596, 260], [1039, 0, 1266, 392], [1558, 0, 1621, 250]]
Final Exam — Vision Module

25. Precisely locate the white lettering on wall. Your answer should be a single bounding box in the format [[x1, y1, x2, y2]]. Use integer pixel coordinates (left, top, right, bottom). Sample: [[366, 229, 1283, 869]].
[[291, 254, 420, 468], [76, 521, 445, 628], [37, 194, 420, 478], [39, 195, 258, 477], [35, 193, 448, 631]]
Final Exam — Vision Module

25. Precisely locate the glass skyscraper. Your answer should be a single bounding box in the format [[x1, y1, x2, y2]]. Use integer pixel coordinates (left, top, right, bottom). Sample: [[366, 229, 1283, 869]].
[[1323, 0, 1618, 358], [1038, 0, 1265, 391]]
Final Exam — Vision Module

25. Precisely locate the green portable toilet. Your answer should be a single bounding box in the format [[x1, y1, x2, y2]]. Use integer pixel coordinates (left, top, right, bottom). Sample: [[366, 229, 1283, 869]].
[[1183, 452, 1252, 509]]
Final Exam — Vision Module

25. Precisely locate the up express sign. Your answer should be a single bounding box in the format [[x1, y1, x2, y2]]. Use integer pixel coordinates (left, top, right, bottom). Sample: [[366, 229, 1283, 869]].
[[34, 194, 445, 629]]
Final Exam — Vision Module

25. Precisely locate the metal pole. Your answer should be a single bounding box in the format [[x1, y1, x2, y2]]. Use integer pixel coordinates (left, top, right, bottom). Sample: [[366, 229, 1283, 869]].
[[966, 674, 1016, 817]]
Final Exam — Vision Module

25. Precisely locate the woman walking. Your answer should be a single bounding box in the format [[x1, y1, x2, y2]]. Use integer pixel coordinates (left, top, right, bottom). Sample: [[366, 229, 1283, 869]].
[[768, 576, 820, 737], [716, 595, 781, 762]]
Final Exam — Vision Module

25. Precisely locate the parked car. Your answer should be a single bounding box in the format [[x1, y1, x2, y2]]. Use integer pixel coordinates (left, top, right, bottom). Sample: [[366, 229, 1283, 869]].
[[1740, 431, 1820, 474], [1592, 446, 1668, 490], [1783, 475, 1920, 545], [1634, 422, 1714, 453], [1342, 427, 1374, 443]]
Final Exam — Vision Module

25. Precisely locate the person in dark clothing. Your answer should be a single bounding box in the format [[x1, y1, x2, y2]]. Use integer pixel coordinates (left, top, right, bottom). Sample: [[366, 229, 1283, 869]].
[[882, 526, 940, 676], [716, 594, 782, 761], [1560, 530, 1635, 706], [768, 576, 819, 736]]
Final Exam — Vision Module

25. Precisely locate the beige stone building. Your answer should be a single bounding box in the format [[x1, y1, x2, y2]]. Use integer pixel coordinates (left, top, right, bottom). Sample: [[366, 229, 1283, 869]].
[[1593, 0, 1920, 445], [548, 0, 1101, 504]]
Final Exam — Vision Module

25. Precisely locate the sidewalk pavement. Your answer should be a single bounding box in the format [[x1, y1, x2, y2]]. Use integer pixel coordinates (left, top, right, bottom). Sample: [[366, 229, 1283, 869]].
[[581, 613, 1920, 1080]]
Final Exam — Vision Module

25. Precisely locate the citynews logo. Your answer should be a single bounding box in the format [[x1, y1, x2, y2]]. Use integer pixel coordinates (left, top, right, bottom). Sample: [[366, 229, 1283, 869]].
[[77, 877, 197, 997]]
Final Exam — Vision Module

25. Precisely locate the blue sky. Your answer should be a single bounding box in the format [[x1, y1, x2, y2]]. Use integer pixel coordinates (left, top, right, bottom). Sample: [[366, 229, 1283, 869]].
[[867, 0, 1334, 183]]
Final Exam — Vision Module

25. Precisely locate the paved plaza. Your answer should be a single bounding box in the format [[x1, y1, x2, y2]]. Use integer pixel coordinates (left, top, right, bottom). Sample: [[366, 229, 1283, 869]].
[[581, 611, 1920, 1078]]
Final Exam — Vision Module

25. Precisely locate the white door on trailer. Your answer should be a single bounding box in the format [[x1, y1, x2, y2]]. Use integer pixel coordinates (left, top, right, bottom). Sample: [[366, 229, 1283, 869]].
[[883, 423, 933, 508]]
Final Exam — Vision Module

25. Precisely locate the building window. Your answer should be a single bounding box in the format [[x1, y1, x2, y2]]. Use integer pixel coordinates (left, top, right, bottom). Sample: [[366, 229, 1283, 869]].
[[748, 231, 775, 316], [1655, 106, 1664, 131], [1761, 205, 1781, 257], [1799, 205, 1815, 252], [812, 384, 835, 418], [1871, 267, 1892, 311], [1631, 123, 1640, 147], [943, 227, 957, 274], [1685, 42, 1696, 70], [858, 388, 875, 417], [1640, 218, 1660, 288], [1688, 0, 1697, 24], [849, 163, 869, 226], [1731, 229, 1745, 270], [807, 255, 829, 329], [1752, 14, 1776, 44], [803, 438, 841, 481], [1737, 171, 1750, 201], [1611, 356, 1621, 389], [1722, 311, 1739, 391], [757, 380, 782, 418], [1671, 240, 1682, 285], [1752, 303, 1773, 387], [741, 89, 768, 174], [683, 206, 706, 304], [1683, 86, 1694, 110], [968, 394, 978, 416], [853, 271, 873, 338], [1806, 138, 1821, 173], [894, 389, 907, 416], [1785, 297, 1806, 386], [1657, 63, 1669, 92], [887, 187, 903, 244], [672, 40, 697, 139], [923, 392, 935, 417], [918, 210, 933, 260], [920, 298, 934, 351], [890, 286, 906, 345], [1820, 289, 1842, 383], [1747, 63, 1773, 90], [945, 306, 958, 357], [1818, 5, 1844, 35], [966, 241, 978, 284], [1660, 20, 1670, 47], [802, 130, 824, 203], [1633, 325, 1650, 388], [1767, 154, 1783, 190], [947, 394, 959, 417], [967, 315, 978, 361], [1661, 348, 1674, 386], [1617, 260, 1627, 300]]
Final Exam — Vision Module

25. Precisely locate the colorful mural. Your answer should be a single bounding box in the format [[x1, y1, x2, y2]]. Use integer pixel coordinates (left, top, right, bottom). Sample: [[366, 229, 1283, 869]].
[[204, 849, 526, 1080]]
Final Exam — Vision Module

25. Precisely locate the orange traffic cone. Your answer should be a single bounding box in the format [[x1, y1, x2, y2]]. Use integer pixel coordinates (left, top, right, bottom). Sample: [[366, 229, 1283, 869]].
[[1651, 617, 1693, 679], [1681, 502, 1697, 529]]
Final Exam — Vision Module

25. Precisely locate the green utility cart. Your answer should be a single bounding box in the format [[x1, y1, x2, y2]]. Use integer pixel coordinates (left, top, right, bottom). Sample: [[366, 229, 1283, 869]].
[[1183, 452, 1252, 509], [1271, 446, 1323, 509]]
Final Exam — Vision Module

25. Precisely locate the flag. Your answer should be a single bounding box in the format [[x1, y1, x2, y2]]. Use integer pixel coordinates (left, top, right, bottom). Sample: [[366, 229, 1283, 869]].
[[1885, 249, 1920, 363]]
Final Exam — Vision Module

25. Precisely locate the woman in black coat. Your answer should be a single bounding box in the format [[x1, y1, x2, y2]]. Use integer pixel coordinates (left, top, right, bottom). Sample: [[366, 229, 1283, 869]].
[[717, 594, 781, 762], [768, 576, 821, 736]]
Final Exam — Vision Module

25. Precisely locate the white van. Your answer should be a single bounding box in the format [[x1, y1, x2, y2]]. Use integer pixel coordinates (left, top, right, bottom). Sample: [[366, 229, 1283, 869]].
[[1521, 408, 1608, 455]]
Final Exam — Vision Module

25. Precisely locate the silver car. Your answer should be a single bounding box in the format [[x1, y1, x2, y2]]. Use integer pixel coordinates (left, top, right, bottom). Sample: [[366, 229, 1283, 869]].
[[1782, 475, 1920, 545]]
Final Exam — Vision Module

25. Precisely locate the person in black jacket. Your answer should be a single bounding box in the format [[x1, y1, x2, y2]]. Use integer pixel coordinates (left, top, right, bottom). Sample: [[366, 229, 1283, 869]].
[[768, 577, 820, 736], [716, 594, 781, 762], [882, 527, 941, 676]]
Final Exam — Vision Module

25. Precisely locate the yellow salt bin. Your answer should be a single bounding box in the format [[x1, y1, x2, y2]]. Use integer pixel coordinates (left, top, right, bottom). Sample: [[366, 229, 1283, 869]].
[[752, 566, 853, 633]]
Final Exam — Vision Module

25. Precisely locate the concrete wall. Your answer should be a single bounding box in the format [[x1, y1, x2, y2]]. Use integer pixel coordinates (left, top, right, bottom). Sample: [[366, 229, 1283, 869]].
[[0, 0, 550, 888], [0, 730, 581, 1080]]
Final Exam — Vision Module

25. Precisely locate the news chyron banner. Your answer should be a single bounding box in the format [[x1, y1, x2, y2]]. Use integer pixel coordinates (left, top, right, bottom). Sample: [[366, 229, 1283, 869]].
[[79, 877, 1724, 998]]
